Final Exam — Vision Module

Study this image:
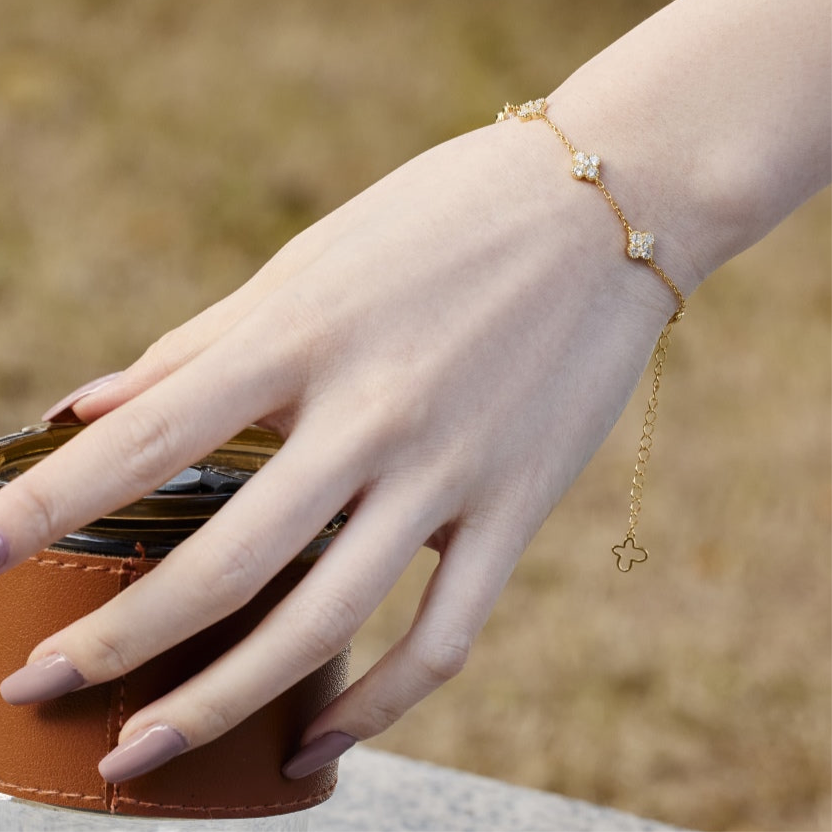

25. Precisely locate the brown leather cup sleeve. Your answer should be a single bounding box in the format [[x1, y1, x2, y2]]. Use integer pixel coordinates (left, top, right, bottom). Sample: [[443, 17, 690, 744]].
[[0, 550, 349, 819]]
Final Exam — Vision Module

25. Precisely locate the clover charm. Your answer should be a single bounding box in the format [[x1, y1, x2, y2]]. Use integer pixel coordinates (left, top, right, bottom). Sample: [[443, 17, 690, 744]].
[[612, 536, 648, 572], [515, 98, 547, 120], [571, 150, 601, 182], [627, 230, 655, 260], [496, 98, 547, 122]]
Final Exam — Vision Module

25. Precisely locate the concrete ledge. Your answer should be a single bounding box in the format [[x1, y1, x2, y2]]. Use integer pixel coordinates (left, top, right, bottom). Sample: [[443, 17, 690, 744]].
[[309, 747, 686, 831]]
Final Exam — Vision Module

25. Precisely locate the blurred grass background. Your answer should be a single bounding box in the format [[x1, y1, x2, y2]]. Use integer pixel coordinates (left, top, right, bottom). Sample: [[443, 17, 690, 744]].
[[0, 1, 829, 829]]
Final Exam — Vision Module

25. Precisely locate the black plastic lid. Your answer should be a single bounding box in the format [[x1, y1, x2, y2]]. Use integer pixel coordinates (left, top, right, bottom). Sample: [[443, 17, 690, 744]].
[[0, 423, 345, 558]]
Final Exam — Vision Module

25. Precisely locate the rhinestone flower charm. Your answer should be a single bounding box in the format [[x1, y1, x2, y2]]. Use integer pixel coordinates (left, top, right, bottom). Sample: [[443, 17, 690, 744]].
[[496, 98, 547, 122], [571, 150, 601, 182], [515, 98, 546, 120], [627, 230, 655, 260]]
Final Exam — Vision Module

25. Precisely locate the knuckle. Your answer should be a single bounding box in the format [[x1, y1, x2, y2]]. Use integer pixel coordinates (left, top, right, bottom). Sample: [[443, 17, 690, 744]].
[[358, 378, 428, 450], [189, 532, 265, 614], [279, 295, 331, 348], [364, 697, 403, 734], [110, 403, 183, 486], [195, 691, 243, 739], [82, 631, 135, 680], [292, 590, 361, 667], [410, 628, 471, 685], [139, 327, 192, 377], [362, 690, 414, 737], [11, 480, 66, 549], [260, 291, 334, 369]]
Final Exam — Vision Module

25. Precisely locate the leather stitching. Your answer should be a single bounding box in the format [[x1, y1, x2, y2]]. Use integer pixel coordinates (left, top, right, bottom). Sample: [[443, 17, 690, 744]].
[[1, 555, 117, 809], [0, 777, 336, 812], [105, 671, 125, 812], [0, 778, 106, 804], [109, 560, 141, 814], [30, 555, 121, 573], [7, 554, 336, 816], [112, 780, 337, 813]]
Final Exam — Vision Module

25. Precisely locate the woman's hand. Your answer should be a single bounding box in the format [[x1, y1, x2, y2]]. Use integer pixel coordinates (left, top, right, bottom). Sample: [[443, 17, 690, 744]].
[[0, 109, 675, 781]]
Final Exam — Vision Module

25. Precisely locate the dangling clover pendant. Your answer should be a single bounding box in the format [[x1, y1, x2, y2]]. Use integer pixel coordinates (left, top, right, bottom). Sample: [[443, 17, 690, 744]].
[[612, 536, 648, 572]]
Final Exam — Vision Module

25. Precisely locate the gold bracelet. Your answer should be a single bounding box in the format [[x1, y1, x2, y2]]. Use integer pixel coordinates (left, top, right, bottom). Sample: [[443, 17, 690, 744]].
[[496, 97, 686, 573]]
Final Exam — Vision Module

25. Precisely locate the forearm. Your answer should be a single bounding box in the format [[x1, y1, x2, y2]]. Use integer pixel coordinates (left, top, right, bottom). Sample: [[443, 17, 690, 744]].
[[546, 0, 831, 297]]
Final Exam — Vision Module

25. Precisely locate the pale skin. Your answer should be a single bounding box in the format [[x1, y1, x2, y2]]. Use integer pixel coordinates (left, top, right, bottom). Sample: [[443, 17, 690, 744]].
[[0, 0, 829, 781]]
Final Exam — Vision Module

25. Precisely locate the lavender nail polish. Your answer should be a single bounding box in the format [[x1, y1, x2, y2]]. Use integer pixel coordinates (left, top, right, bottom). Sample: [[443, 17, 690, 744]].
[[0, 653, 85, 704], [41, 372, 121, 423], [281, 731, 357, 780], [99, 724, 188, 783]]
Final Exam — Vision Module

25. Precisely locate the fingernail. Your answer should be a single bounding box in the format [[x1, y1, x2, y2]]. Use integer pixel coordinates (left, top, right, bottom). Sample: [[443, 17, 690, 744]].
[[99, 724, 188, 783], [41, 372, 122, 423], [281, 731, 357, 780], [0, 653, 85, 704]]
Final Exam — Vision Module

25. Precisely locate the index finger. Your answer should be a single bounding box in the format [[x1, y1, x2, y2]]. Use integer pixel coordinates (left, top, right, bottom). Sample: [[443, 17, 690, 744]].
[[0, 320, 292, 573]]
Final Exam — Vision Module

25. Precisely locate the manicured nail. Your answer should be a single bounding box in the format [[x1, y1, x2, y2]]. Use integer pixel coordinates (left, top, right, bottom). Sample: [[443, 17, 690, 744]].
[[99, 724, 188, 783], [0, 653, 85, 704], [281, 731, 357, 780], [41, 372, 122, 422]]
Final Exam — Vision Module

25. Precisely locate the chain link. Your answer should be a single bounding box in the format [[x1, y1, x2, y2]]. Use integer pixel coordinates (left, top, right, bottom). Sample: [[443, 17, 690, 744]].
[[498, 98, 686, 570], [626, 323, 673, 541]]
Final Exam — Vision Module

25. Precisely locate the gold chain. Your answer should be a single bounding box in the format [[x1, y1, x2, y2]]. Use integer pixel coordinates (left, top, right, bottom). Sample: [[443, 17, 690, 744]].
[[496, 98, 686, 572]]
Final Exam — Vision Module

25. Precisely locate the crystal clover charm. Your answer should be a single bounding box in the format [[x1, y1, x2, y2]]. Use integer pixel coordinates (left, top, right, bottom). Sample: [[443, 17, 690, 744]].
[[627, 230, 655, 260], [571, 150, 601, 182], [497, 98, 547, 122], [516, 98, 547, 120]]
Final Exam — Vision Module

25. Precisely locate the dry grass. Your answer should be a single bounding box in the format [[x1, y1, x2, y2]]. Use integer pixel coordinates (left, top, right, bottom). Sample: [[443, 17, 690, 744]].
[[0, 2, 829, 829]]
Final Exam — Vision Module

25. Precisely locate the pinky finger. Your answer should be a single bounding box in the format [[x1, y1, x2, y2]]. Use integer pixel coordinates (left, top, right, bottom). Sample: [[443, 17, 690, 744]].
[[281, 523, 520, 779]]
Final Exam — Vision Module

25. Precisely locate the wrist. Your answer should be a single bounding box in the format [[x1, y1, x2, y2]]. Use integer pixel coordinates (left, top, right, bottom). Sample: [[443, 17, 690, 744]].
[[482, 111, 681, 345], [544, 0, 830, 299], [541, 84, 709, 306]]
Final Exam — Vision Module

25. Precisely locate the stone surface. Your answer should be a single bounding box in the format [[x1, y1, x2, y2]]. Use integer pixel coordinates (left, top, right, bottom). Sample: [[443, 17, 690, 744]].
[[0, 793, 308, 831], [310, 747, 686, 831]]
